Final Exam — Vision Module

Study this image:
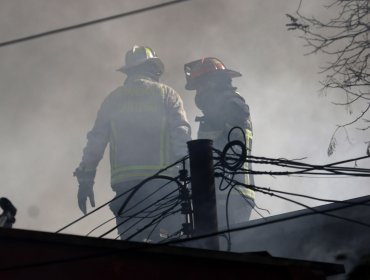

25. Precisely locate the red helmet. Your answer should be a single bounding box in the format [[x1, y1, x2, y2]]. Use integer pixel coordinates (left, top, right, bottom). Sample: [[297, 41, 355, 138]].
[[184, 57, 241, 90]]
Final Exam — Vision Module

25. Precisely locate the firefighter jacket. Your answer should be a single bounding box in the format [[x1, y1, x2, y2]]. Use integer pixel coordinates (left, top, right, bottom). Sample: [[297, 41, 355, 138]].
[[195, 87, 255, 200], [79, 75, 191, 187]]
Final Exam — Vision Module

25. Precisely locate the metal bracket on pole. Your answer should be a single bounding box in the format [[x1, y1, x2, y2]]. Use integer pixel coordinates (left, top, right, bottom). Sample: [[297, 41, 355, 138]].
[[187, 139, 219, 250]]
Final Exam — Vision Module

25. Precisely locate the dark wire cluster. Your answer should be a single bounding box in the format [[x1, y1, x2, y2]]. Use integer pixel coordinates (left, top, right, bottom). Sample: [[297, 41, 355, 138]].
[[216, 127, 370, 178], [57, 157, 194, 243], [57, 127, 370, 244], [213, 127, 370, 232], [101, 172, 193, 242]]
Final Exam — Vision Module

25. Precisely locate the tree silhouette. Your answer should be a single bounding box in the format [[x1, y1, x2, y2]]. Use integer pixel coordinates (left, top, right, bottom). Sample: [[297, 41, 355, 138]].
[[286, 0, 370, 155]]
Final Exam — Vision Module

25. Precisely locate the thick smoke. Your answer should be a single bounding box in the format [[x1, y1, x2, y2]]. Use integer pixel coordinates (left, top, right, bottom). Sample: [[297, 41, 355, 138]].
[[0, 0, 368, 255]]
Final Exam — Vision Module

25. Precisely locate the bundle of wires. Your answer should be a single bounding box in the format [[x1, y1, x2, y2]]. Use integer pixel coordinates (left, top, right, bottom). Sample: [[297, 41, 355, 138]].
[[57, 157, 192, 242], [57, 127, 370, 248]]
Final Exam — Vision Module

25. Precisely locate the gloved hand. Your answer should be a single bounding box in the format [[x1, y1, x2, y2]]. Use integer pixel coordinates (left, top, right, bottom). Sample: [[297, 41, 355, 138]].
[[74, 167, 96, 214], [77, 183, 95, 214]]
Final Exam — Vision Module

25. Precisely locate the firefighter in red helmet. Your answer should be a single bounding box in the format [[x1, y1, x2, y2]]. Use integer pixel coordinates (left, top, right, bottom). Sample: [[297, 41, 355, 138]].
[[75, 45, 191, 242], [184, 57, 255, 241]]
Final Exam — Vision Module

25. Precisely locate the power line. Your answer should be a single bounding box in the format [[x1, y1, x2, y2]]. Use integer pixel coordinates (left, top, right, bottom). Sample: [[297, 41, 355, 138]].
[[99, 175, 182, 238], [3, 192, 370, 272], [58, 137, 369, 240], [100, 187, 180, 239], [220, 175, 370, 228], [164, 195, 370, 247], [59, 148, 369, 236], [255, 186, 370, 207], [55, 157, 188, 234], [256, 187, 370, 228], [87, 182, 181, 236], [218, 149, 370, 177], [0, 0, 190, 48], [4, 196, 368, 273]]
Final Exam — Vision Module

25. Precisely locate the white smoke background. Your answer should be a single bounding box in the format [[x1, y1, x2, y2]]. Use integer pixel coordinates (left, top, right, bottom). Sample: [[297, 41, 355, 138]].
[[0, 0, 369, 243]]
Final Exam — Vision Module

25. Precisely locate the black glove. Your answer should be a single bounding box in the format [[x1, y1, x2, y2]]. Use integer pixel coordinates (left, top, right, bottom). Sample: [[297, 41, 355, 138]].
[[74, 167, 96, 214]]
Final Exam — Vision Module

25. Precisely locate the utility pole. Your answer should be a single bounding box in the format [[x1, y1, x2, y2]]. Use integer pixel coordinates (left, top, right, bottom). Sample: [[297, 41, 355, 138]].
[[187, 139, 219, 250]]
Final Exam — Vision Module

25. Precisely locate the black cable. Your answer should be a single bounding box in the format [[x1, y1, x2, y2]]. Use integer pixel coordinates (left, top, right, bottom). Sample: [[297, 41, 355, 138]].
[[100, 187, 180, 238], [117, 175, 181, 218], [218, 173, 263, 217], [215, 167, 234, 192], [113, 198, 180, 240], [225, 183, 234, 251], [217, 145, 370, 178], [223, 176, 370, 228], [56, 183, 136, 234], [124, 198, 182, 239], [140, 207, 183, 242], [0, 204, 329, 272], [214, 161, 237, 251], [117, 175, 182, 217], [223, 179, 370, 232], [220, 140, 246, 171], [252, 202, 270, 216], [4, 196, 370, 273], [100, 173, 184, 239], [119, 195, 180, 219], [227, 126, 246, 143], [256, 186, 370, 207], [163, 196, 370, 247], [57, 133, 369, 243], [86, 216, 116, 236], [290, 174, 367, 179], [244, 154, 370, 176], [122, 201, 182, 241], [123, 196, 180, 221], [231, 169, 370, 177], [258, 188, 370, 229], [225, 176, 370, 208], [87, 163, 186, 238], [217, 127, 247, 172], [235, 188, 268, 219], [222, 155, 370, 176], [0, 0, 190, 48], [227, 126, 247, 155], [56, 156, 188, 233], [86, 195, 179, 237], [114, 204, 182, 241]]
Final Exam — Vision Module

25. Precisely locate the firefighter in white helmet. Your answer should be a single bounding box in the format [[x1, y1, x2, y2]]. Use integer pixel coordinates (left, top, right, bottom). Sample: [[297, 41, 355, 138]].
[[75, 45, 191, 241]]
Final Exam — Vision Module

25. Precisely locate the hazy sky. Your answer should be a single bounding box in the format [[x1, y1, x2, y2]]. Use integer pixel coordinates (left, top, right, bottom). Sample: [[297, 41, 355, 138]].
[[0, 0, 369, 236]]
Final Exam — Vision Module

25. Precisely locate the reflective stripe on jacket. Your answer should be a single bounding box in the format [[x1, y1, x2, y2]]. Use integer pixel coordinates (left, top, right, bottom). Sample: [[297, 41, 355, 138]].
[[80, 76, 191, 186], [196, 89, 255, 200]]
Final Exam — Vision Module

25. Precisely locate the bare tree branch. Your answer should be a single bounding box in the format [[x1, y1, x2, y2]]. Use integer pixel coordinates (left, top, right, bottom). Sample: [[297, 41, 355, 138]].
[[287, 0, 370, 155]]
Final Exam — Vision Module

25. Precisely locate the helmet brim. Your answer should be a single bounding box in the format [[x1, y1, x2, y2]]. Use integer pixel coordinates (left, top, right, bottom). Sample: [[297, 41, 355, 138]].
[[117, 57, 164, 74], [185, 69, 242, 90], [225, 69, 242, 78]]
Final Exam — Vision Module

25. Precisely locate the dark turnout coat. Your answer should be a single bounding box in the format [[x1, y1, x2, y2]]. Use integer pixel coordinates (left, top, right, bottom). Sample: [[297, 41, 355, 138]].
[[196, 87, 255, 200]]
